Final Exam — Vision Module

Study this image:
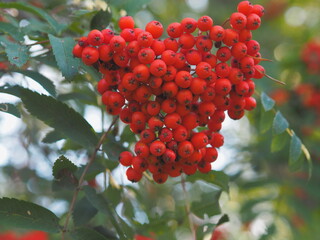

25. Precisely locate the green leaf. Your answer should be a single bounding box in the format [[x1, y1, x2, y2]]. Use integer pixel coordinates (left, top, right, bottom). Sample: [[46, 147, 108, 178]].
[[216, 214, 229, 226], [52, 155, 78, 179], [273, 111, 289, 135], [0, 22, 24, 42], [48, 34, 81, 79], [261, 92, 275, 111], [42, 130, 65, 143], [83, 186, 126, 239], [259, 109, 274, 134], [13, 70, 56, 96], [90, 10, 112, 30], [108, 0, 151, 15], [0, 2, 66, 34], [289, 133, 302, 169], [186, 170, 229, 193], [190, 181, 222, 217], [0, 103, 21, 118], [0, 40, 28, 67], [271, 132, 288, 153], [0, 86, 98, 148], [73, 197, 98, 226], [71, 227, 111, 240], [0, 197, 60, 233]]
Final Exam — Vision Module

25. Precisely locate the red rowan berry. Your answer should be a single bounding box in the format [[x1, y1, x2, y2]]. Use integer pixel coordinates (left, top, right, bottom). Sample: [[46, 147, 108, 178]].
[[215, 62, 231, 78], [173, 125, 188, 142], [120, 28, 135, 42], [161, 50, 177, 65], [137, 31, 154, 47], [179, 33, 196, 49], [132, 111, 147, 127], [163, 65, 177, 82], [138, 48, 155, 64], [203, 52, 217, 67], [162, 82, 179, 98], [196, 35, 213, 52], [246, 13, 261, 30], [191, 132, 209, 149], [175, 71, 192, 88], [133, 64, 150, 82], [81, 46, 99, 65], [164, 37, 179, 52], [167, 22, 183, 38], [126, 167, 142, 182], [164, 113, 182, 129], [146, 20, 164, 38], [190, 78, 207, 95], [150, 140, 166, 156], [185, 49, 202, 65], [176, 89, 193, 105], [195, 62, 211, 78], [204, 147, 218, 162], [237, 1, 253, 16], [147, 101, 161, 116], [72, 44, 83, 58], [217, 46, 232, 62], [134, 85, 151, 103], [198, 161, 211, 173], [109, 35, 126, 52], [101, 29, 114, 44], [231, 42, 247, 59], [149, 76, 163, 89], [178, 141, 194, 158], [198, 101, 216, 117], [197, 16, 214, 31], [159, 128, 173, 142], [230, 12, 247, 30], [161, 99, 177, 114], [119, 151, 133, 166], [182, 112, 199, 130], [244, 96, 257, 110], [150, 59, 167, 77], [181, 17, 197, 33], [246, 40, 260, 56], [182, 164, 197, 175], [120, 107, 132, 124], [151, 39, 166, 55], [238, 29, 252, 42], [209, 25, 225, 42], [251, 4, 265, 17], [153, 173, 168, 184], [113, 51, 130, 67], [134, 141, 150, 158], [209, 132, 224, 148], [132, 156, 148, 172], [119, 16, 135, 30], [162, 149, 176, 162], [223, 29, 239, 46], [88, 29, 104, 46], [228, 109, 245, 120], [148, 116, 164, 131]]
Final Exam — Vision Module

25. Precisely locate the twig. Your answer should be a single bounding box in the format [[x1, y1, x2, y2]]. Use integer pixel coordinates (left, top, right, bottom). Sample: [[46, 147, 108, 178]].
[[181, 175, 196, 240], [62, 116, 119, 239]]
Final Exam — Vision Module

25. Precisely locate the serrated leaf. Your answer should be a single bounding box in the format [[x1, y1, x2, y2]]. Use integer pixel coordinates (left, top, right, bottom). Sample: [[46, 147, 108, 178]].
[[13, 70, 56, 96], [289, 133, 302, 168], [1, 40, 28, 67], [49, 34, 81, 79], [0, 85, 98, 148], [0, 197, 60, 233], [187, 170, 229, 193], [73, 197, 98, 226], [0, 2, 66, 34], [0, 103, 21, 118], [83, 186, 126, 239], [261, 92, 275, 111], [0, 22, 24, 42], [271, 132, 288, 152], [90, 10, 112, 30], [273, 111, 289, 135], [42, 130, 65, 143], [71, 227, 110, 240], [52, 155, 77, 179]]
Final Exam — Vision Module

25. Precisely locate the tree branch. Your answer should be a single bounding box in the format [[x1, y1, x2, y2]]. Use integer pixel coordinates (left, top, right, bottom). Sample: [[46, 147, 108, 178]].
[[62, 116, 119, 239]]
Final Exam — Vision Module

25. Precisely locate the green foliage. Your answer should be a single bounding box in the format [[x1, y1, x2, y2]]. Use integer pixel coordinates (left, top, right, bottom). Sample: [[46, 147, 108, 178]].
[[90, 10, 112, 30], [261, 92, 275, 111], [71, 227, 113, 240], [12, 70, 56, 96], [48, 34, 81, 79], [73, 197, 98, 226], [1, 40, 29, 67], [0, 22, 24, 42], [0, 85, 98, 149], [273, 111, 289, 135], [52, 155, 78, 179], [107, 0, 151, 16], [0, 2, 66, 34], [0, 198, 60, 233], [289, 133, 303, 171]]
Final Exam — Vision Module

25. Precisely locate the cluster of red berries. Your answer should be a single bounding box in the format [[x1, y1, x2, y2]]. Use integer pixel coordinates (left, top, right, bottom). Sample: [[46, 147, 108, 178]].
[[73, 1, 265, 184], [301, 38, 320, 75]]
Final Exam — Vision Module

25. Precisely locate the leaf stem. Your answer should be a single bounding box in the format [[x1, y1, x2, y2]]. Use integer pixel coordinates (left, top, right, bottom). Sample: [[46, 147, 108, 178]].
[[62, 115, 119, 239]]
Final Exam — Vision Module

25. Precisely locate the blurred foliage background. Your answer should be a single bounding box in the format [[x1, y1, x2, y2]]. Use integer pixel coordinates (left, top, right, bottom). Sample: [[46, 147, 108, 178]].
[[0, 0, 319, 239]]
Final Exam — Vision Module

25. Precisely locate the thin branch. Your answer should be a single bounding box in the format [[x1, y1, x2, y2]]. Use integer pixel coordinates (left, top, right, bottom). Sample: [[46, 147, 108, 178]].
[[181, 175, 196, 240], [62, 116, 119, 239]]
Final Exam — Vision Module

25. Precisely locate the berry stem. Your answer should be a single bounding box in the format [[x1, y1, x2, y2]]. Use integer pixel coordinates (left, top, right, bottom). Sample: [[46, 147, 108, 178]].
[[255, 68, 286, 85], [62, 116, 119, 240]]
